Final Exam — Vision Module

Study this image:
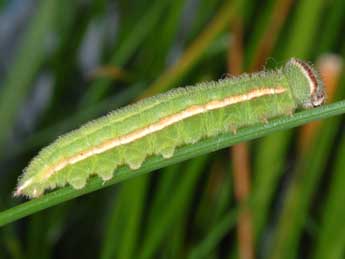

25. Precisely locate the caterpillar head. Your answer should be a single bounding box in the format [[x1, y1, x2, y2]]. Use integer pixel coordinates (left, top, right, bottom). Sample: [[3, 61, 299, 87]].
[[284, 58, 326, 109]]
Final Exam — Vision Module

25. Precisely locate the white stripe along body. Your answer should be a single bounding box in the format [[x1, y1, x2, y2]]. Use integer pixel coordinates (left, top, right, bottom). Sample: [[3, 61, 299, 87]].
[[15, 58, 325, 198]]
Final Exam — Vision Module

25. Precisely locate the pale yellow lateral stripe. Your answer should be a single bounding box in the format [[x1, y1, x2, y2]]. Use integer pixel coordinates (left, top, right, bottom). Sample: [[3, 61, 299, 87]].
[[17, 87, 287, 194]]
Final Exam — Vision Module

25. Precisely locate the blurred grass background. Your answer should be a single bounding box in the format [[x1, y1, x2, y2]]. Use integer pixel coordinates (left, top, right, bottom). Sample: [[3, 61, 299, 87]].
[[0, 0, 344, 258]]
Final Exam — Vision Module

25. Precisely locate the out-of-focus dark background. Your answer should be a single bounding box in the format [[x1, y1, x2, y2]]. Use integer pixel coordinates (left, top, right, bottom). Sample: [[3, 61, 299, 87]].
[[0, 0, 345, 258]]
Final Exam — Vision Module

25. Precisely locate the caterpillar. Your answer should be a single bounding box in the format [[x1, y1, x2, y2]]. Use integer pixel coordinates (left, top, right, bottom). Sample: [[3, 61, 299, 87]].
[[15, 58, 325, 198]]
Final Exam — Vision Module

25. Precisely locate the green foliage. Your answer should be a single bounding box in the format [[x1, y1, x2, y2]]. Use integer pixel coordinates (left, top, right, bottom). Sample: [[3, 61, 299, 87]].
[[0, 0, 345, 258], [0, 0, 58, 154]]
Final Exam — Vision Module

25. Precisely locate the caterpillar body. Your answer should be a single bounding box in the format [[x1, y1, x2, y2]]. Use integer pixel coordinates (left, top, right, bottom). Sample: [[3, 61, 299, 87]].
[[15, 58, 325, 198]]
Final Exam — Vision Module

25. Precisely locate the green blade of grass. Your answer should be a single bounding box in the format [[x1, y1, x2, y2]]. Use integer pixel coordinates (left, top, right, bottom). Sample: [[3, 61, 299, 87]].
[[189, 163, 233, 259], [0, 100, 344, 227], [115, 177, 148, 259], [312, 133, 345, 259], [0, 224, 23, 259], [188, 210, 238, 259], [268, 117, 341, 259], [100, 175, 149, 259], [279, 0, 325, 59], [45, 0, 94, 119], [137, 156, 208, 259], [134, 0, 186, 79], [25, 204, 69, 259], [141, 0, 242, 97], [164, 217, 185, 259], [79, 0, 170, 107], [243, 0, 277, 68], [193, 159, 232, 233], [315, 0, 345, 54], [146, 164, 181, 228], [188, 0, 222, 41], [0, 0, 58, 154]]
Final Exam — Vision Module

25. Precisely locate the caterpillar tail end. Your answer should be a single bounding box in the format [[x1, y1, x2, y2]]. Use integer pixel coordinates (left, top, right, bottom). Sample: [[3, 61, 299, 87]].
[[13, 179, 33, 198], [13, 187, 23, 197]]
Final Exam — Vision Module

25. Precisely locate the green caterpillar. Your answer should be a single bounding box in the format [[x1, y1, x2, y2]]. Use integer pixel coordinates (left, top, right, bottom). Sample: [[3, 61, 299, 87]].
[[15, 58, 325, 198]]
